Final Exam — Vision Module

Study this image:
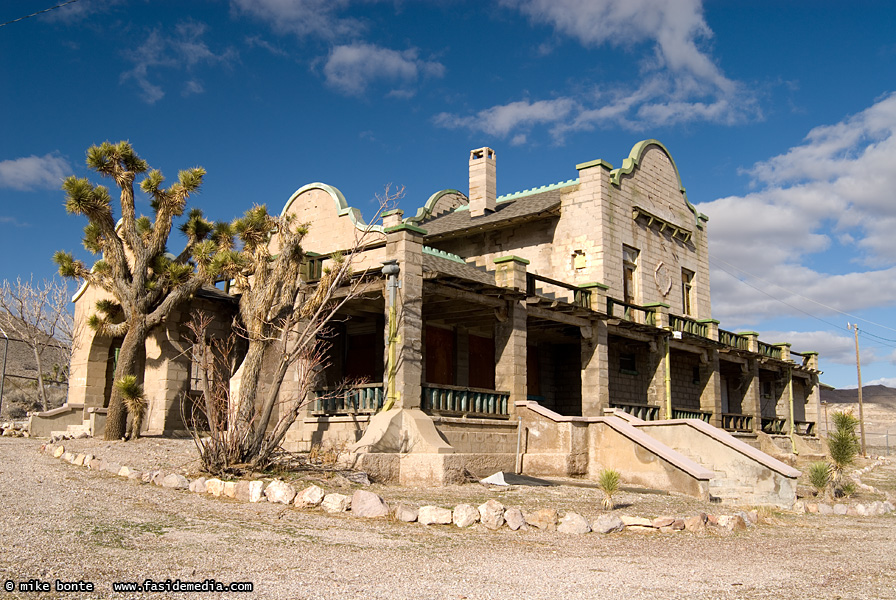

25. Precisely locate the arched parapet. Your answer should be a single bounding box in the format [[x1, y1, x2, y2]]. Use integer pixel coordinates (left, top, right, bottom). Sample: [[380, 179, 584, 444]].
[[278, 182, 386, 254], [406, 189, 468, 225], [610, 139, 708, 229]]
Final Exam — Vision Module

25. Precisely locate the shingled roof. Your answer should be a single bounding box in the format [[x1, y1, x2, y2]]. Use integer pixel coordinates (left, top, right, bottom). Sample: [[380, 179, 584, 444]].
[[422, 253, 497, 288], [422, 186, 569, 241]]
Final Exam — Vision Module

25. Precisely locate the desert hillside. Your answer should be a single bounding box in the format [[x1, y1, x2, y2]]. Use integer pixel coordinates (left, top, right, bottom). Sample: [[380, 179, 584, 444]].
[[820, 385, 896, 454]]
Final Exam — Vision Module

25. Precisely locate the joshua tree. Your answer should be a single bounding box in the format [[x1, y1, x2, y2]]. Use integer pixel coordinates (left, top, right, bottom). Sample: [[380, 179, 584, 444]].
[[54, 141, 230, 440], [807, 461, 831, 497]]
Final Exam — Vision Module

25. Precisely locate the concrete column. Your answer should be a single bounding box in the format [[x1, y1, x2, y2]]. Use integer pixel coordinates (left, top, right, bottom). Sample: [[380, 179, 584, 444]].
[[495, 299, 527, 414], [743, 358, 761, 433], [384, 224, 425, 409], [580, 320, 609, 417], [803, 352, 821, 435], [578, 282, 608, 312], [700, 350, 722, 427], [644, 302, 669, 329], [493, 255, 529, 290], [647, 336, 669, 418]]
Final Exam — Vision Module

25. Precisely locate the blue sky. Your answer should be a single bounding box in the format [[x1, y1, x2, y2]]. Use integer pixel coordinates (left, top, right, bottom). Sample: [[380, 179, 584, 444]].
[[2, 0, 896, 389]]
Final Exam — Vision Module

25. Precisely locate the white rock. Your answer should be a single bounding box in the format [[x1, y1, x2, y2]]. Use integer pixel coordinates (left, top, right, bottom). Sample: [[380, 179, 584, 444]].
[[452, 504, 480, 528], [393, 504, 418, 523], [248, 481, 266, 503], [478, 499, 505, 530], [593, 514, 625, 534], [295, 484, 326, 508], [350, 490, 390, 518], [189, 478, 208, 493], [504, 507, 526, 531], [205, 478, 225, 497], [264, 480, 297, 505], [73, 454, 86, 466], [418, 506, 453, 525], [620, 515, 653, 527], [321, 493, 350, 513], [558, 512, 591, 534], [833, 504, 848, 515], [161, 473, 190, 489], [223, 481, 237, 498], [52, 446, 65, 458]]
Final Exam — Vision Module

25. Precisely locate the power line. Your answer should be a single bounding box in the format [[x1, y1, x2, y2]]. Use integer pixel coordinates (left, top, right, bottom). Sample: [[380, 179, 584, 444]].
[[0, 0, 81, 28], [709, 255, 896, 335]]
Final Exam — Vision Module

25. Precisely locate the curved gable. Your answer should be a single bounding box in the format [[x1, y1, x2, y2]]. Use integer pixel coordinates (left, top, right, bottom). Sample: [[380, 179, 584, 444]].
[[610, 139, 708, 229], [278, 182, 385, 253], [407, 189, 468, 225]]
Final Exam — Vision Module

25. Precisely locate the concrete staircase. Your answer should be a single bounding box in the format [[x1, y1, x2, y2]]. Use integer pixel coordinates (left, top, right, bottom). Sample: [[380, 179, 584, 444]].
[[49, 422, 91, 439], [675, 448, 755, 503]]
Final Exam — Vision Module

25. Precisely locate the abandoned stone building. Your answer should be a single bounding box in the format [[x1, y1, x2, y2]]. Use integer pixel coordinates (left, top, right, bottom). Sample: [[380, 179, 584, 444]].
[[33, 140, 821, 506]]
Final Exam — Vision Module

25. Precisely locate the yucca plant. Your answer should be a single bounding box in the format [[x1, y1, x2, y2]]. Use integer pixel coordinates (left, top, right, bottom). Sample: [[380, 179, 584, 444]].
[[839, 481, 857, 499], [807, 461, 831, 496], [597, 468, 621, 510], [828, 410, 859, 486]]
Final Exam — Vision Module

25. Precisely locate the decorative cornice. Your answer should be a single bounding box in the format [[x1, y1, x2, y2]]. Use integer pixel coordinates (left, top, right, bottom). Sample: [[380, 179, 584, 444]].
[[280, 182, 384, 234]]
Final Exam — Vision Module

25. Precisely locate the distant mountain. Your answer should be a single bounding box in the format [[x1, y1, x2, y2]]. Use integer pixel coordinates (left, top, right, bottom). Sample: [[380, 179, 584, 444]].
[[824, 385, 896, 408]]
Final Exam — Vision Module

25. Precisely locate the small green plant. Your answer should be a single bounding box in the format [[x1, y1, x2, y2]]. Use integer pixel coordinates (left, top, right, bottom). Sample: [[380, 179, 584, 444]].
[[828, 410, 859, 485], [839, 481, 857, 499], [808, 461, 831, 496], [597, 468, 621, 510]]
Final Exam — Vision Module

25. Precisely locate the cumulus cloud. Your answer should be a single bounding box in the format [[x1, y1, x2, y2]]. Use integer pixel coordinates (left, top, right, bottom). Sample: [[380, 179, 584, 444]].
[[323, 44, 444, 97], [434, 98, 577, 138], [439, 0, 756, 139], [0, 153, 71, 191], [696, 93, 896, 330], [121, 21, 237, 104], [231, 0, 364, 41]]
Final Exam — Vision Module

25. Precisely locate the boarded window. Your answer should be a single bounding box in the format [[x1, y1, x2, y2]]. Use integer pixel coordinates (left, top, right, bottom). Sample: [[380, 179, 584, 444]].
[[623, 245, 639, 304], [425, 326, 454, 385], [468, 334, 495, 390], [682, 268, 694, 316]]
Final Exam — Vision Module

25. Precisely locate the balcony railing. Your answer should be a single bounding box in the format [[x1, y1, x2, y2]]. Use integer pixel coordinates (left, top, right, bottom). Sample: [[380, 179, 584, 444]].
[[671, 408, 713, 423], [313, 383, 384, 415], [422, 383, 510, 418], [794, 420, 816, 436], [761, 417, 787, 434], [669, 315, 708, 338], [607, 298, 657, 326], [757, 342, 783, 360], [721, 413, 753, 432], [608, 401, 659, 421], [526, 273, 591, 309], [718, 329, 750, 351]]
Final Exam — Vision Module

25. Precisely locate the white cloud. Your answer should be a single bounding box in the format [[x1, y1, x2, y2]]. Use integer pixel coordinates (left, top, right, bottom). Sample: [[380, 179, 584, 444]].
[[0, 154, 71, 191], [231, 0, 364, 40], [121, 22, 237, 104], [434, 98, 577, 138], [866, 377, 896, 388], [761, 331, 876, 366], [323, 44, 444, 97], [439, 0, 756, 139], [696, 93, 896, 326]]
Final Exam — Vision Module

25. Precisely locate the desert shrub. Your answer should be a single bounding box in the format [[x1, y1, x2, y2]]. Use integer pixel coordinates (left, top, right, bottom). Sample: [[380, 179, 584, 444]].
[[597, 468, 621, 510], [828, 410, 859, 484], [838, 481, 857, 499], [808, 461, 831, 496]]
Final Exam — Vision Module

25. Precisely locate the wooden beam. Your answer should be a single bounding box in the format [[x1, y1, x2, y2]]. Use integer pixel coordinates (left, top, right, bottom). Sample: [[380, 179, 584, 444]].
[[424, 282, 505, 309], [526, 305, 591, 328]]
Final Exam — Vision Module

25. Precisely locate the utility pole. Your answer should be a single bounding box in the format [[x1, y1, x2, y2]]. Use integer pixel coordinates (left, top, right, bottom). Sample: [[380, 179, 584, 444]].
[[848, 323, 867, 457]]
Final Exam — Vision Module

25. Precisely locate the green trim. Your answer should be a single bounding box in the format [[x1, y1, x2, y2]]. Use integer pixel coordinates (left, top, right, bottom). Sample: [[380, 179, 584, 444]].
[[578, 282, 609, 290], [772, 343, 792, 348], [643, 302, 670, 308], [280, 182, 384, 234], [490, 178, 579, 205], [737, 331, 759, 336], [697, 319, 720, 324], [381, 208, 404, 217], [422, 246, 465, 264], [384, 223, 428, 235], [620, 369, 640, 376], [494, 255, 530, 265], [575, 158, 614, 171], [609, 140, 708, 229], [801, 351, 819, 356], [407, 189, 467, 224]]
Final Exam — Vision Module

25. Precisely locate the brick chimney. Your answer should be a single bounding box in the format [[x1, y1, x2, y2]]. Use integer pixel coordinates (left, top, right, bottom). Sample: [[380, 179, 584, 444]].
[[469, 147, 496, 217]]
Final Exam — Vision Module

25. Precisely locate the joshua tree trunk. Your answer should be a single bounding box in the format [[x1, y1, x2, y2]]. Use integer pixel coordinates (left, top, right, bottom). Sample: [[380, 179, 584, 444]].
[[104, 319, 146, 440]]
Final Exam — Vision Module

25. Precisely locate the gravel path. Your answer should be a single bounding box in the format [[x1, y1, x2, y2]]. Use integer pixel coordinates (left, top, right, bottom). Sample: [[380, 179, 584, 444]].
[[1, 437, 895, 600]]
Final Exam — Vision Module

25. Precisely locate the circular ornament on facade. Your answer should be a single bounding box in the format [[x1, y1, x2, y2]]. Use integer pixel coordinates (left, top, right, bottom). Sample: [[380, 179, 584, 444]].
[[654, 261, 673, 296]]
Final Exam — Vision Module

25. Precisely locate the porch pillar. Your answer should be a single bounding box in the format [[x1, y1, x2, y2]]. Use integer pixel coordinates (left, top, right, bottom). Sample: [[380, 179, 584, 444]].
[[743, 358, 761, 433], [803, 352, 821, 435], [495, 300, 527, 415], [698, 319, 722, 427], [581, 320, 609, 417], [383, 223, 425, 410]]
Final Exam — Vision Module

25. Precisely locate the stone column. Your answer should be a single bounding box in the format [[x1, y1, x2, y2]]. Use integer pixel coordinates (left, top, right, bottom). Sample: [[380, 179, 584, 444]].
[[495, 300, 527, 415], [700, 350, 722, 427], [743, 358, 761, 433], [580, 320, 609, 417], [384, 224, 425, 410]]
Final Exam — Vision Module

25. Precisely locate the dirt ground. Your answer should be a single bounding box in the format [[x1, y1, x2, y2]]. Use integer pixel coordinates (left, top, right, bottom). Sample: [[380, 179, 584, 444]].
[[1, 437, 895, 600]]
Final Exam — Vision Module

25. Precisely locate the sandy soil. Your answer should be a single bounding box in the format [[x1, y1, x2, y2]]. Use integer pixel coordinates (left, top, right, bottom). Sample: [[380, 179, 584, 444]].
[[1, 437, 895, 600]]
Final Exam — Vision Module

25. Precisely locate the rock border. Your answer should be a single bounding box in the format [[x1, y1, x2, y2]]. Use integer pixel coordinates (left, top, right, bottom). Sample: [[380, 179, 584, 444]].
[[39, 442, 894, 536]]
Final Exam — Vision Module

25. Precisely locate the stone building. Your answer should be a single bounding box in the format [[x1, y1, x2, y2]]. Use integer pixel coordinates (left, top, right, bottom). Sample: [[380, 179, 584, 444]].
[[34, 140, 820, 506]]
